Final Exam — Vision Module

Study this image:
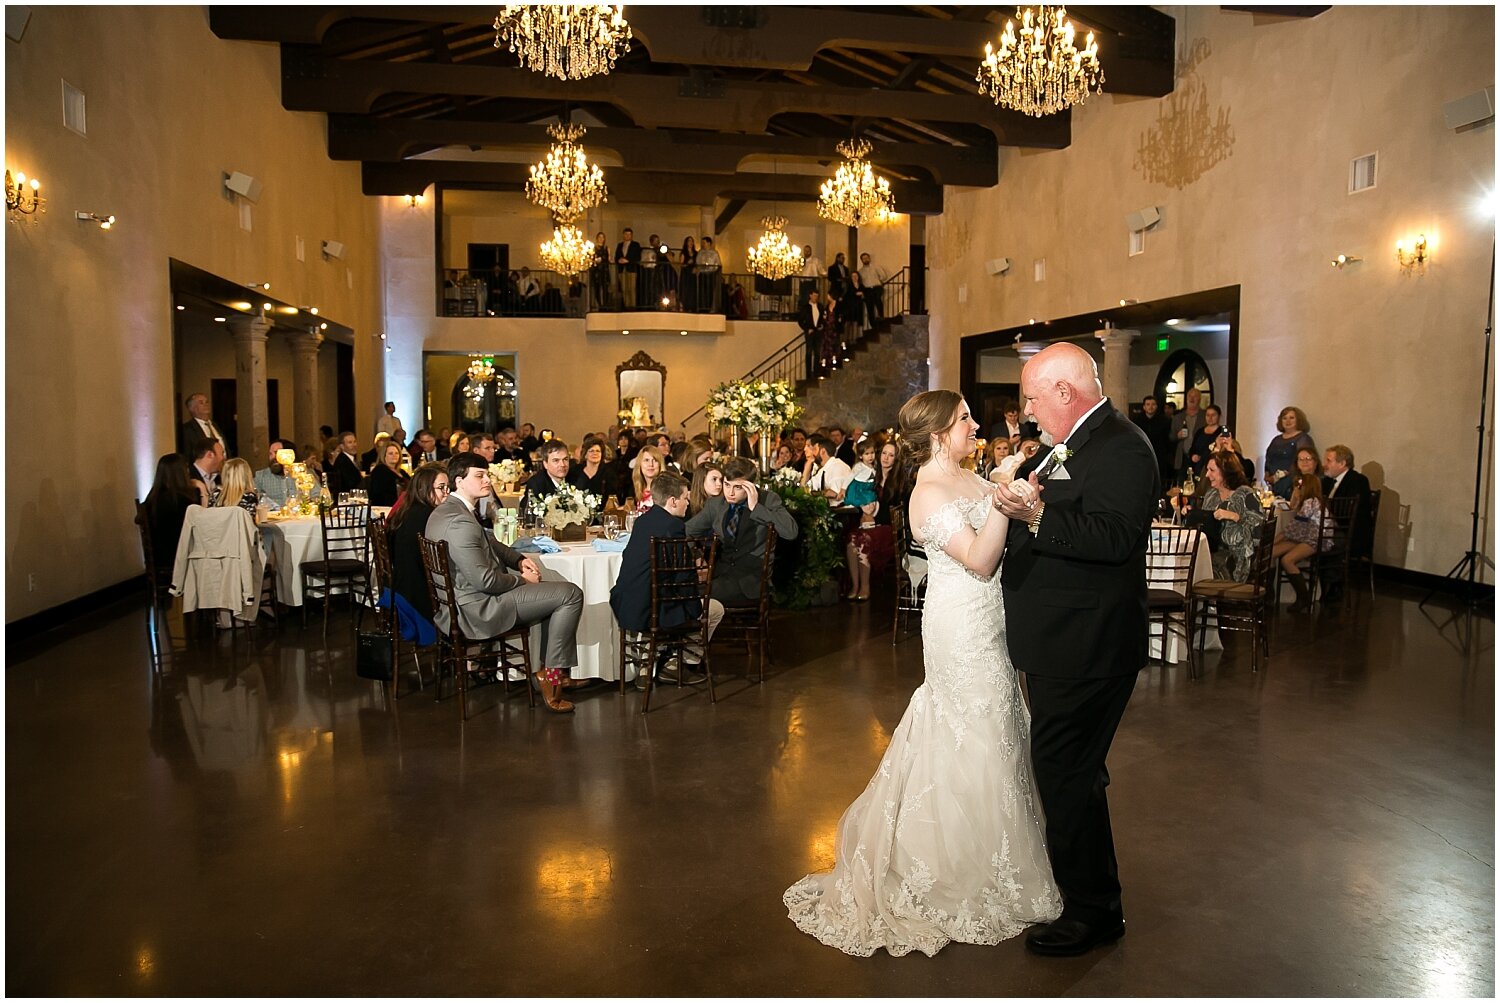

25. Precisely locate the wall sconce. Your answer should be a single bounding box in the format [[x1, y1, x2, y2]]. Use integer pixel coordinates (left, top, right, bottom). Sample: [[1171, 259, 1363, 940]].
[[6, 169, 45, 222], [246, 281, 270, 291], [1395, 234, 1429, 271], [1330, 253, 1362, 269], [404, 193, 424, 208], [75, 211, 115, 229]]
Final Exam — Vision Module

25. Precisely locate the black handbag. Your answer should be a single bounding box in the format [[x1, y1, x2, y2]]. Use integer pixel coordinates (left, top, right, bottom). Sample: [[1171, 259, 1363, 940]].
[[356, 628, 394, 682]]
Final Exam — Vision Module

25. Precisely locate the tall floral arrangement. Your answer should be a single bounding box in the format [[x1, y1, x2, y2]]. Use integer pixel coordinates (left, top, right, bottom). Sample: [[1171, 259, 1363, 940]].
[[770, 481, 844, 609], [706, 379, 803, 432]]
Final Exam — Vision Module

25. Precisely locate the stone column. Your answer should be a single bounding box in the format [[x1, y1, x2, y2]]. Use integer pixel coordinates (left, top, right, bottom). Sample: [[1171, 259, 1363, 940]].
[[226, 315, 271, 463], [1011, 338, 1046, 366], [286, 328, 324, 452], [1095, 327, 1140, 412]]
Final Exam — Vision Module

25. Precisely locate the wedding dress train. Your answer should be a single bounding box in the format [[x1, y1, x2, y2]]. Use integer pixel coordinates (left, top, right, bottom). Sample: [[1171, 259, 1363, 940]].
[[784, 479, 1062, 957]]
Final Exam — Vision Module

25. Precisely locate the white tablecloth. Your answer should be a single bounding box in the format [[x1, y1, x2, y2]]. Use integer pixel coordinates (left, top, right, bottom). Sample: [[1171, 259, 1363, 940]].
[[533, 542, 626, 681], [1147, 524, 1219, 662], [259, 507, 387, 606]]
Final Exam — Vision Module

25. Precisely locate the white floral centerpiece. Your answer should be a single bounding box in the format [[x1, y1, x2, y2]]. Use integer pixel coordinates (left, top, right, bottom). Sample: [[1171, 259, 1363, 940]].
[[769, 466, 803, 490], [528, 483, 602, 541], [706, 378, 803, 432], [489, 460, 523, 492]]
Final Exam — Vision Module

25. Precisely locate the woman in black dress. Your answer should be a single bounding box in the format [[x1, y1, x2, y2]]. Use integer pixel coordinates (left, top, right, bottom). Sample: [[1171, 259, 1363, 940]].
[[679, 236, 698, 312], [386, 463, 448, 626], [568, 435, 614, 500], [367, 440, 410, 507], [138, 453, 200, 581]]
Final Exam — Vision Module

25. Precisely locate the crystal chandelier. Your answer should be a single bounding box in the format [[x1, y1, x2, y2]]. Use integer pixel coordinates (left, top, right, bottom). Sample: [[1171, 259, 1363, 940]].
[[525, 122, 608, 222], [493, 5, 632, 81], [539, 224, 596, 277], [817, 139, 895, 228], [976, 5, 1104, 118], [746, 216, 804, 281], [467, 356, 496, 384]]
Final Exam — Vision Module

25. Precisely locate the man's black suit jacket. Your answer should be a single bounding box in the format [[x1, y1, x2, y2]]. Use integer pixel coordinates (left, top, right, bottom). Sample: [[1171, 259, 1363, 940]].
[[327, 452, 363, 498], [519, 470, 563, 515], [609, 505, 700, 633], [1322, 469, 1374, 554], [797, 302, 823, 333], [614, 240, 641, 273], [1001, 402, 1160, 679]]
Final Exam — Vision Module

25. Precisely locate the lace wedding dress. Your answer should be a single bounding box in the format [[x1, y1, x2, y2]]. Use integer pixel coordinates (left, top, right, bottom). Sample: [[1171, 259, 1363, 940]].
[[784, 477, 1062, 957]]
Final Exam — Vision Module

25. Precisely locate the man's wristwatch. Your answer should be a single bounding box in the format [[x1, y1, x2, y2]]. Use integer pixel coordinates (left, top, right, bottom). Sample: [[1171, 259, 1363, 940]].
[[1027, 501, 1045, 535]]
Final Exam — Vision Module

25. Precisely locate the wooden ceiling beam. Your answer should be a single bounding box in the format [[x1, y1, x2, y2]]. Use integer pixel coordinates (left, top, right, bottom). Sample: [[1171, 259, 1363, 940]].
[[282, 52, 1069, 147], [329, 118, 998, 187]]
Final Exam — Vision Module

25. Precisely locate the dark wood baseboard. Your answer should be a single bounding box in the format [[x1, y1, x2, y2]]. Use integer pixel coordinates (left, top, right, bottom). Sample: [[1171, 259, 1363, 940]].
[[6, 576, 148, 652], [1373, 563, 1495, 607]]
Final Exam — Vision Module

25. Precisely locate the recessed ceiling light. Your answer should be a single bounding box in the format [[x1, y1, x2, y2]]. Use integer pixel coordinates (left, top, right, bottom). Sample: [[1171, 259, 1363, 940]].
[[622, 330, 630, 335], [262, 302, 273, 311], [175, 304, 185, 311], [1165, 318, 1182, 326], [213, 316, 226, 322]]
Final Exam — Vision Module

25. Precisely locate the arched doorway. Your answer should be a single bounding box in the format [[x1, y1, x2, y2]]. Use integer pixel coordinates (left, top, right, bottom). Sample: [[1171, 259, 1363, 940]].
[[449, 366, 518, 433], [1155, 349, 1214, 410]]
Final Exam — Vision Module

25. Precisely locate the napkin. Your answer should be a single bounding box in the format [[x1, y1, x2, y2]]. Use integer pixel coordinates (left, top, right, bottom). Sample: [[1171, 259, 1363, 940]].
[[591, 536, 628, 553], [513, 536, 562, 554]]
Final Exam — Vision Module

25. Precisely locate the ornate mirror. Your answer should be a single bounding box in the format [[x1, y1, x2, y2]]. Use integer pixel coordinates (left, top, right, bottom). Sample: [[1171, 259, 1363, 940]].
[[616, 351, 666, 428]]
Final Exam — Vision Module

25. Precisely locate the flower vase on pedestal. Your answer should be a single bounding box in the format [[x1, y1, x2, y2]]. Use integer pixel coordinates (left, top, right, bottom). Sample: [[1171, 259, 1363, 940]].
[[754, 426, 779, 475], [724, 422, 741, 461]]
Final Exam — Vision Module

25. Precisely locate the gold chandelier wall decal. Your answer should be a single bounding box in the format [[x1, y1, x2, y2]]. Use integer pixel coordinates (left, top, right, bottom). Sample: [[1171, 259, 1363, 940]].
[[977, 5, 1104, 118], [746, 215, 804, 280], [525, 122, 608, 222], [817, 138, 895, 228], [539, 224, 596, 276], [493, 4, 633, 81]]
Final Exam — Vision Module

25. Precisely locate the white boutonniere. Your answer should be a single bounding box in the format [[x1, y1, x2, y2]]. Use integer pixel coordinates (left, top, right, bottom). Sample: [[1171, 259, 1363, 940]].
[[1049, 444, 1072, 466], [1038, 444, 1073, 480]]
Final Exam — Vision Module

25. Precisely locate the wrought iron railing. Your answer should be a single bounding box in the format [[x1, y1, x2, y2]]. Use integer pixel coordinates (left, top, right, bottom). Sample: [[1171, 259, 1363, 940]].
[[676, 267, 910, 433], [439, 265, 908, 321]]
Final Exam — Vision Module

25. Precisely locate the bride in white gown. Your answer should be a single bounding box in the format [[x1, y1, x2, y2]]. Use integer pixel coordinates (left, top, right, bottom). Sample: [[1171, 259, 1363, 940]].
[[784, 390, 1062, 958]]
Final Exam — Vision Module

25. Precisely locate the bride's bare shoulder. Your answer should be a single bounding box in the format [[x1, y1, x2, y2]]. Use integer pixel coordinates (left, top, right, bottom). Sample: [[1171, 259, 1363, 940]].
[[907, 479, 961, 526]]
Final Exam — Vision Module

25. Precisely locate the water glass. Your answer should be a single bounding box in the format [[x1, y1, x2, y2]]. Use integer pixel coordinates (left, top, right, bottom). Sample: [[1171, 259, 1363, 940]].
[[602, 514, 621, 540]]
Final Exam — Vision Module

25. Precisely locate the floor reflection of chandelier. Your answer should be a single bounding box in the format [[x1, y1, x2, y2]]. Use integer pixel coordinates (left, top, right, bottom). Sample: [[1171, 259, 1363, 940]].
[[817, 139, 895, 228], [525, 122, 608, 222], [976, 5, 1104, 117], [493, 4, 632, 81], [539, 224, 595, 277], [746, 216, 803, 280]]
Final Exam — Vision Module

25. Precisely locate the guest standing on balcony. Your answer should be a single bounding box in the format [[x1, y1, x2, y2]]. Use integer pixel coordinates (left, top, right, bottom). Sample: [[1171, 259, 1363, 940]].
[[615, 227, 641, 309], [640, 235, 659, 306], [827, 251, 850, 299], [696, 237, 723, 314], [590, 231, 611, 310], [857, 252, 889, 325], [799, 245, 824, 303], [679, 236, 698, 312]]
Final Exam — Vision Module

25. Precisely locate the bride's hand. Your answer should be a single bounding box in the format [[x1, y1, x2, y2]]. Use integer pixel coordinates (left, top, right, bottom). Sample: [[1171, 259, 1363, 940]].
[[994, 473, 1042, 519]]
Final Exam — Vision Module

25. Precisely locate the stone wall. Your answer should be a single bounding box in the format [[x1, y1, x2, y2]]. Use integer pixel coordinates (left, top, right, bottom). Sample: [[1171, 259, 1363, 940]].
[[799, 315, 929, 435]]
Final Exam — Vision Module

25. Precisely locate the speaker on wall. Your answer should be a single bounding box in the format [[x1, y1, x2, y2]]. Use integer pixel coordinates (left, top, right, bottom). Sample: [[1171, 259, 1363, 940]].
[[986, 257, 1011, 276], [321, 240, 345, 261], [223, 171, 263, 203], [1125, 206, 1161, 232]]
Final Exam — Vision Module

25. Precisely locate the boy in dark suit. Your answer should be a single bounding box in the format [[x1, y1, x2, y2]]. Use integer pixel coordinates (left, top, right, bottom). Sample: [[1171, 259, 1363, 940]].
[[609, 471, 722, 684], [686, 457, 799, 603]]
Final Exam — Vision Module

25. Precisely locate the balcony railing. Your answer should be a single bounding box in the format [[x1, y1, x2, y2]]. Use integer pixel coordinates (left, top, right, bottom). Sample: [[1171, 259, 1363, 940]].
[[439, 265, 907, 321]]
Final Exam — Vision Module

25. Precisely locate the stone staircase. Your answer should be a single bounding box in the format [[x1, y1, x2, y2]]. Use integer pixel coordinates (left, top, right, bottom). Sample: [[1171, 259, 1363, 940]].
[[796, 313, 929, 433]]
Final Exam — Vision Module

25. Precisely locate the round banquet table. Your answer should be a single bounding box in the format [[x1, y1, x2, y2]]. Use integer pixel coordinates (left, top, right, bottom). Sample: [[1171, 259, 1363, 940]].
[[531, 541, 627, 681], [259, 507, 388, 607]]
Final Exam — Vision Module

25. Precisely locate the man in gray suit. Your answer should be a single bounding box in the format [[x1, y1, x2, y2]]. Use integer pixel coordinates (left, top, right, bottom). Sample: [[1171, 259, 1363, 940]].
[[685, 458, 799, 603], [424, 452, 585, 713]]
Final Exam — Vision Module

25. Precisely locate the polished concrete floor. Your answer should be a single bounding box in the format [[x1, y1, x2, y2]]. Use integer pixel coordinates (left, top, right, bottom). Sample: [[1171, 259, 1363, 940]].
[[6, 586, 1494, 996]]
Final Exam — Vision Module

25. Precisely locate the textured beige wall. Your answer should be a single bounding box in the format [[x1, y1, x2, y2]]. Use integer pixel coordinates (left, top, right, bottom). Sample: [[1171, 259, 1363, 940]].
[[5, 7, 384, 620], [927, 5, 1495, 578]]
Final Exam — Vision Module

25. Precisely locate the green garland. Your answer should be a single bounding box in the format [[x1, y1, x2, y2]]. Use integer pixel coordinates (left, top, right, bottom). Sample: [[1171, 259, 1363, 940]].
[[771, 482, 845, 609]]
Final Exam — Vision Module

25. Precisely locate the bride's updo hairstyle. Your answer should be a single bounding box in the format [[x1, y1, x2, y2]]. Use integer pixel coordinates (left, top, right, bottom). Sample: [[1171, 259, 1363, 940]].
[[898, 389, 964, 467]]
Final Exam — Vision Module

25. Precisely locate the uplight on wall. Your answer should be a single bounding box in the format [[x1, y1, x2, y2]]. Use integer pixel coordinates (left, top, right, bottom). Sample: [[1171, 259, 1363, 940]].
[[1395, 234, 1429, 272], [75, 211, 115, 229]]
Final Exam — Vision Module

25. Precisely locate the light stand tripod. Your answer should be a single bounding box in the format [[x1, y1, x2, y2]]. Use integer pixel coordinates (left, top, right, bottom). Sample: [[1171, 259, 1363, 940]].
[[1421, 242, 1496, 610]]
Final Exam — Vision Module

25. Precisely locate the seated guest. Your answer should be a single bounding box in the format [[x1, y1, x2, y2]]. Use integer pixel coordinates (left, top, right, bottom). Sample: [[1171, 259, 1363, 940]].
[[520, 440, 572, 514], [774, 444, 797, 471], [327, 431, 363, 498], [849, 439, 878, 485], [449, 431, 471, 455], [1195, 452, 1264, 583], [1319, 443, 1373, 602], [631, 445, 665, 512], [829, 426, 858, 467], [1215, 429, 1255, 483], [668, 440, 694, 475], [1273, 447, 1331, 612], [493, 427, 533, 471], [688, 462, 723, 518], [386, 462, 448, 634], [368, 440, 411, 507], [687, 458, 800, 604], [360, 431, 390, 473], [687, 436, 715, 473], [469, 432, 498, 465], [609, 471, 724, 685], [518, 422, 541, 454], [217, 458, 259, 513], [138, 453, 200, 577], [568, 435, 613, 500], [253, 439, 295, 507], [984, 438, 1014, 483], [188, 435, 225, 506], [802, 434, 853, 503], [408, 428, 441, 465], [424, 453, 585, 713]]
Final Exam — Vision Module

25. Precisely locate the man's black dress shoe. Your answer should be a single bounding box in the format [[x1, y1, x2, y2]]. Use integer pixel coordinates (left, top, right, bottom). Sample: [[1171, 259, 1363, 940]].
[[1024, 917, 1125, 957]]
